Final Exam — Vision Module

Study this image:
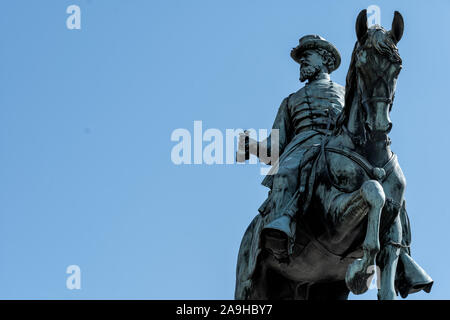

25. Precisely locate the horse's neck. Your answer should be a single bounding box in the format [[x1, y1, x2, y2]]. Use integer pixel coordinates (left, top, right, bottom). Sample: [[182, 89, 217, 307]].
[[344, 92, 392, 167], [346, 94, 363, 138]]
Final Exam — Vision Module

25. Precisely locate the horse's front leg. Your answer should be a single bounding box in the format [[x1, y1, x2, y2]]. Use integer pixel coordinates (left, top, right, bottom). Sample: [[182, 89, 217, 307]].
[[345, 180, 385, 295], [377, 215, 402, 300]]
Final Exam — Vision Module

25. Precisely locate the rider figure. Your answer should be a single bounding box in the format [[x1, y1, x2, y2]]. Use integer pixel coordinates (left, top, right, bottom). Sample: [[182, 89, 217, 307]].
[[239, 35, 345, 261]]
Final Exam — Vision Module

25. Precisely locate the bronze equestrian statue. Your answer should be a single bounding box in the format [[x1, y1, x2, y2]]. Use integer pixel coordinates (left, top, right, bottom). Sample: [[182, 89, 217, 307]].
[[235, 9, 433, 300]]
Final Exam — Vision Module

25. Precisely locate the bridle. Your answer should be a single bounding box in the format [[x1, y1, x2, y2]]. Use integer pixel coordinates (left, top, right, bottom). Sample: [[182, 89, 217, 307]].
[[320, 49, 399, 194], [357, 53, 396, 113]]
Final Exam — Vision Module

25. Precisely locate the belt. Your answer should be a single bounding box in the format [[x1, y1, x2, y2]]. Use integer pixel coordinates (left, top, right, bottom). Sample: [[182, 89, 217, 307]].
[[295, 123, 331, 135]]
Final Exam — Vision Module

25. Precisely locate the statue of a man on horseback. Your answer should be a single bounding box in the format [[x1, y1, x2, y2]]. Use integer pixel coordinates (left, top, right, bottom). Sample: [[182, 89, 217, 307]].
[[235, 9, 433, 300], [238, 34, 345, 260]]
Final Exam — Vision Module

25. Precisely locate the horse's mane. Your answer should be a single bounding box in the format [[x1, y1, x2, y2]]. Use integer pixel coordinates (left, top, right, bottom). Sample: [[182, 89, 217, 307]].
[[335, 26, 402, 135]]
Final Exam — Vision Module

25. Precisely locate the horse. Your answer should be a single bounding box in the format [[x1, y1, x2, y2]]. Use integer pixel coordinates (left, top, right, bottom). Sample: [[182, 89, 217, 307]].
[[235, 10, 433, 300]]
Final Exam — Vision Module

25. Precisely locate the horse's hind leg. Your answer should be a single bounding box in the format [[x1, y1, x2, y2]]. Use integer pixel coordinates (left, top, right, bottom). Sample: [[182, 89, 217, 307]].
[[377, 215, 402, 300], [345, 180, 385, 295], [249, 254, 300, 300]]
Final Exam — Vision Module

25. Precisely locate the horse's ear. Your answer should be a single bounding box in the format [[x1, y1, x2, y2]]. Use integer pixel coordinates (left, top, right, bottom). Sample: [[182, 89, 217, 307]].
[[391, 11, 404, 44], [356, 9, 368, 44]]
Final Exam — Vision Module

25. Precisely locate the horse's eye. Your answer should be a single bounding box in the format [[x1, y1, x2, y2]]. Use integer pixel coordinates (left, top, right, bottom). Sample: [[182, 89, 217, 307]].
[[357, 51, 367, 64]]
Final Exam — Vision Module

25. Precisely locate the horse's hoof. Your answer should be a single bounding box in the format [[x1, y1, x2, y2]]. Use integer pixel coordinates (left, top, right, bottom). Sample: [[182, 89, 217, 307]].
[[345, 259, 374, 295]]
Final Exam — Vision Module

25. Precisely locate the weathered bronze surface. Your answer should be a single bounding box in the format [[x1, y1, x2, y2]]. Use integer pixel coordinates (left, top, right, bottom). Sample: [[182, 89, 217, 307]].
[[235, 9, 433, 300]]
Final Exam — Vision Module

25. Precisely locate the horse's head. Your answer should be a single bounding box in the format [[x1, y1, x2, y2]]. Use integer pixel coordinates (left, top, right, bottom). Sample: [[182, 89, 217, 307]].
[[351, 10, 404, 140]]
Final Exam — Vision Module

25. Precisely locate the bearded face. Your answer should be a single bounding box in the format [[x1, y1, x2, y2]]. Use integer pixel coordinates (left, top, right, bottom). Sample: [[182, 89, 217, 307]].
[[300, 63, 321, 82], [299, 49, 326, 82]]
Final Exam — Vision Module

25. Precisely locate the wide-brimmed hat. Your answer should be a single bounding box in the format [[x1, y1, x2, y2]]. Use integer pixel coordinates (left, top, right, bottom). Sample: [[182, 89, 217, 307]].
[[290, 35, 341, 72]]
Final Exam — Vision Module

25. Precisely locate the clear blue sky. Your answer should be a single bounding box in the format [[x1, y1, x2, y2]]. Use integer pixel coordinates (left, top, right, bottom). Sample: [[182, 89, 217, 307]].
[[0, 0, 448, 299]]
